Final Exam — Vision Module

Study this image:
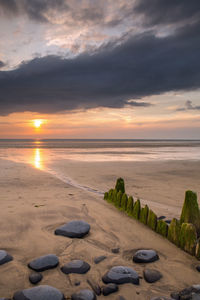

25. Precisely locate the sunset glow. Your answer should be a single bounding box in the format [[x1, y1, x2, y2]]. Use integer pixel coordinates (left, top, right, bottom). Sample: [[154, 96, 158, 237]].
[[0, 1, 199, 139], [33, 120, 43, 128]]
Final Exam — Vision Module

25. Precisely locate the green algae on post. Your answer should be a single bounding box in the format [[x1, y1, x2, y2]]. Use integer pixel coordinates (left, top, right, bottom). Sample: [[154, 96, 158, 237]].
[[116, 190, 123, 207], [167, 218, 181, 246], [147, 209, 157, 231], [132, 199, 141, 220], [104, 192, 108, 200], [113, 189, 118, 205], [195, 239, 200, 260], [139, 205, 149, 225], [121, 193, 128, 211], [179, 223, 197, 255], [115, 178, 125, 194], [180, 190, 200, 236], [126, 196, 134, 216], [156, 220, 168, 237], [108, 189, 114, 203]]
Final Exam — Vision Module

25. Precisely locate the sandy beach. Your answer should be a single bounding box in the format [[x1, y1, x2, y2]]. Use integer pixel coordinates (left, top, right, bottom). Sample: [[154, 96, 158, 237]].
[[0, 158, 200, 299]]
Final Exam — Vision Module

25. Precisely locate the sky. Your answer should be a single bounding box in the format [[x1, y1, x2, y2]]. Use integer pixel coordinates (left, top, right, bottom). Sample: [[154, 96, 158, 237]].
[[0, 0, 200, 139]]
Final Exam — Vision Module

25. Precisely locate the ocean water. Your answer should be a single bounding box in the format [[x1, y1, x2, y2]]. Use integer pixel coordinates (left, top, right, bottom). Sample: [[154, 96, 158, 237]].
[[0, 139, 199, 195], [0, 139, 200, 165]]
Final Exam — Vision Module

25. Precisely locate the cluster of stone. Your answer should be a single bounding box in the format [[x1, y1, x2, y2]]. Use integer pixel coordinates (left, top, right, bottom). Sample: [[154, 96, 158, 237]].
[[104, 178, 200, 259], [151, 284, 200, 300]]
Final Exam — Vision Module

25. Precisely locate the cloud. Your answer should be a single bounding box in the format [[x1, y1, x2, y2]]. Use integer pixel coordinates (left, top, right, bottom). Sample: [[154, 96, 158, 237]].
[[176, 100, 200, 112], [0, 0, 18, 15], [0, 0, 68, 22], [0, 16, 200, 115], [134, 0, 200, 26]]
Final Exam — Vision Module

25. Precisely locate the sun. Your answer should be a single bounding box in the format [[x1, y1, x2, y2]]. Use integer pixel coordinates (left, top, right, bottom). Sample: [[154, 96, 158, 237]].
[[33, 119, 43, 128]]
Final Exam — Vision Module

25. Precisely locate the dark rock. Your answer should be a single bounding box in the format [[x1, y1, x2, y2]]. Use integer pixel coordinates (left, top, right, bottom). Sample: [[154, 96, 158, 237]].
[[143, 269, 162, 283], [171, 286, 200, 300], [0, 298, 11, 300], [158, 216, 166, 220], [13, 285, 64, 300], [170, 292, 180, 300], [71, 289, 96, 300], [29, 273, 43, 284], [61, 260, 90, 274], [133, 250, 159, 263], [165, 220, 172, 224], [192, 285, 200, 293], [192, 294, 200, 300], [74, 281, 81, 286], [196, 266, 200, 272], [102, 283, 118, 296], [28, 254, 59, 272], [102, 266, 139, 285], [55, 220, 90, 238], [87, 279, 101, 296], [0, 250, 13, 266], [116, 297, 127, 300], [179, 287, 193, 299], [151, 298, 173, 300], [112, 248, 120, 254], [94, 256, 106, 264]]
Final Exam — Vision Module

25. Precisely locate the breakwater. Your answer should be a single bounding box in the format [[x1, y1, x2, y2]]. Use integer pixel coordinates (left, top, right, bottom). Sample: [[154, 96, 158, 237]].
[[104, 178, 200, 259]]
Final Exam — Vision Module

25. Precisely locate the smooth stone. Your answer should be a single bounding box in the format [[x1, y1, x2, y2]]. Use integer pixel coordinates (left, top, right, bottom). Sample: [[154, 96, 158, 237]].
[[151, 298, 172, 300], [170, 292, 179, 300], [165, 220, 171, 224], [94, 256, 106, 264], [102, 283, 118, 296], [133, 250, 159, 263], [143, 269, 162, 283], [29, 273, 43, 284], [171, 285, 200, 300], [192, 294, 200, 300], [0, 250, 13, 266], [0, 298, 11, 300], [158, 216, 166, 220], [13, 285, 64, 300], [102, 266, 139, 285], [87, 279, 101, 296], [196, 266, 200, 272], [192, 285, 200, 293], [55, 220, 90, 238], [61, 260, 90, 274], [71, 289, 96, 300], [112, 248, 120, 254], [28, 254, 59, 272]]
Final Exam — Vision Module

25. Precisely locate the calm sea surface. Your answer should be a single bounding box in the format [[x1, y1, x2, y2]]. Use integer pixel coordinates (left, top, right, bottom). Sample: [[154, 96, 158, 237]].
[[0, 139, 200, 165], [0, 139, 199, 195]]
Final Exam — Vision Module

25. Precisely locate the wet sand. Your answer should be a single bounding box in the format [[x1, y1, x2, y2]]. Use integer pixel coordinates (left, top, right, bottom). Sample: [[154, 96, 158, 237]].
[[0, 158, 200, 299]]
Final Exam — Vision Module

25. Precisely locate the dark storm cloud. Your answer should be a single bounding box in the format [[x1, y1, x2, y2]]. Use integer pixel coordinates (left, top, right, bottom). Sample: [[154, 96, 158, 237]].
[[24, 0, 68, 23], [0, 18, 200, 115], [0, 0, 18, 15], [176, 101, 200, 112], [134, 0, 200, 26]]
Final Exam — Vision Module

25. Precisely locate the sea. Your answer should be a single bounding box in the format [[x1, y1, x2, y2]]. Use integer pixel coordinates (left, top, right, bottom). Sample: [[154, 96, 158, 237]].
[[0, 139, 199, 162], [0, 139, 199, 195]]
